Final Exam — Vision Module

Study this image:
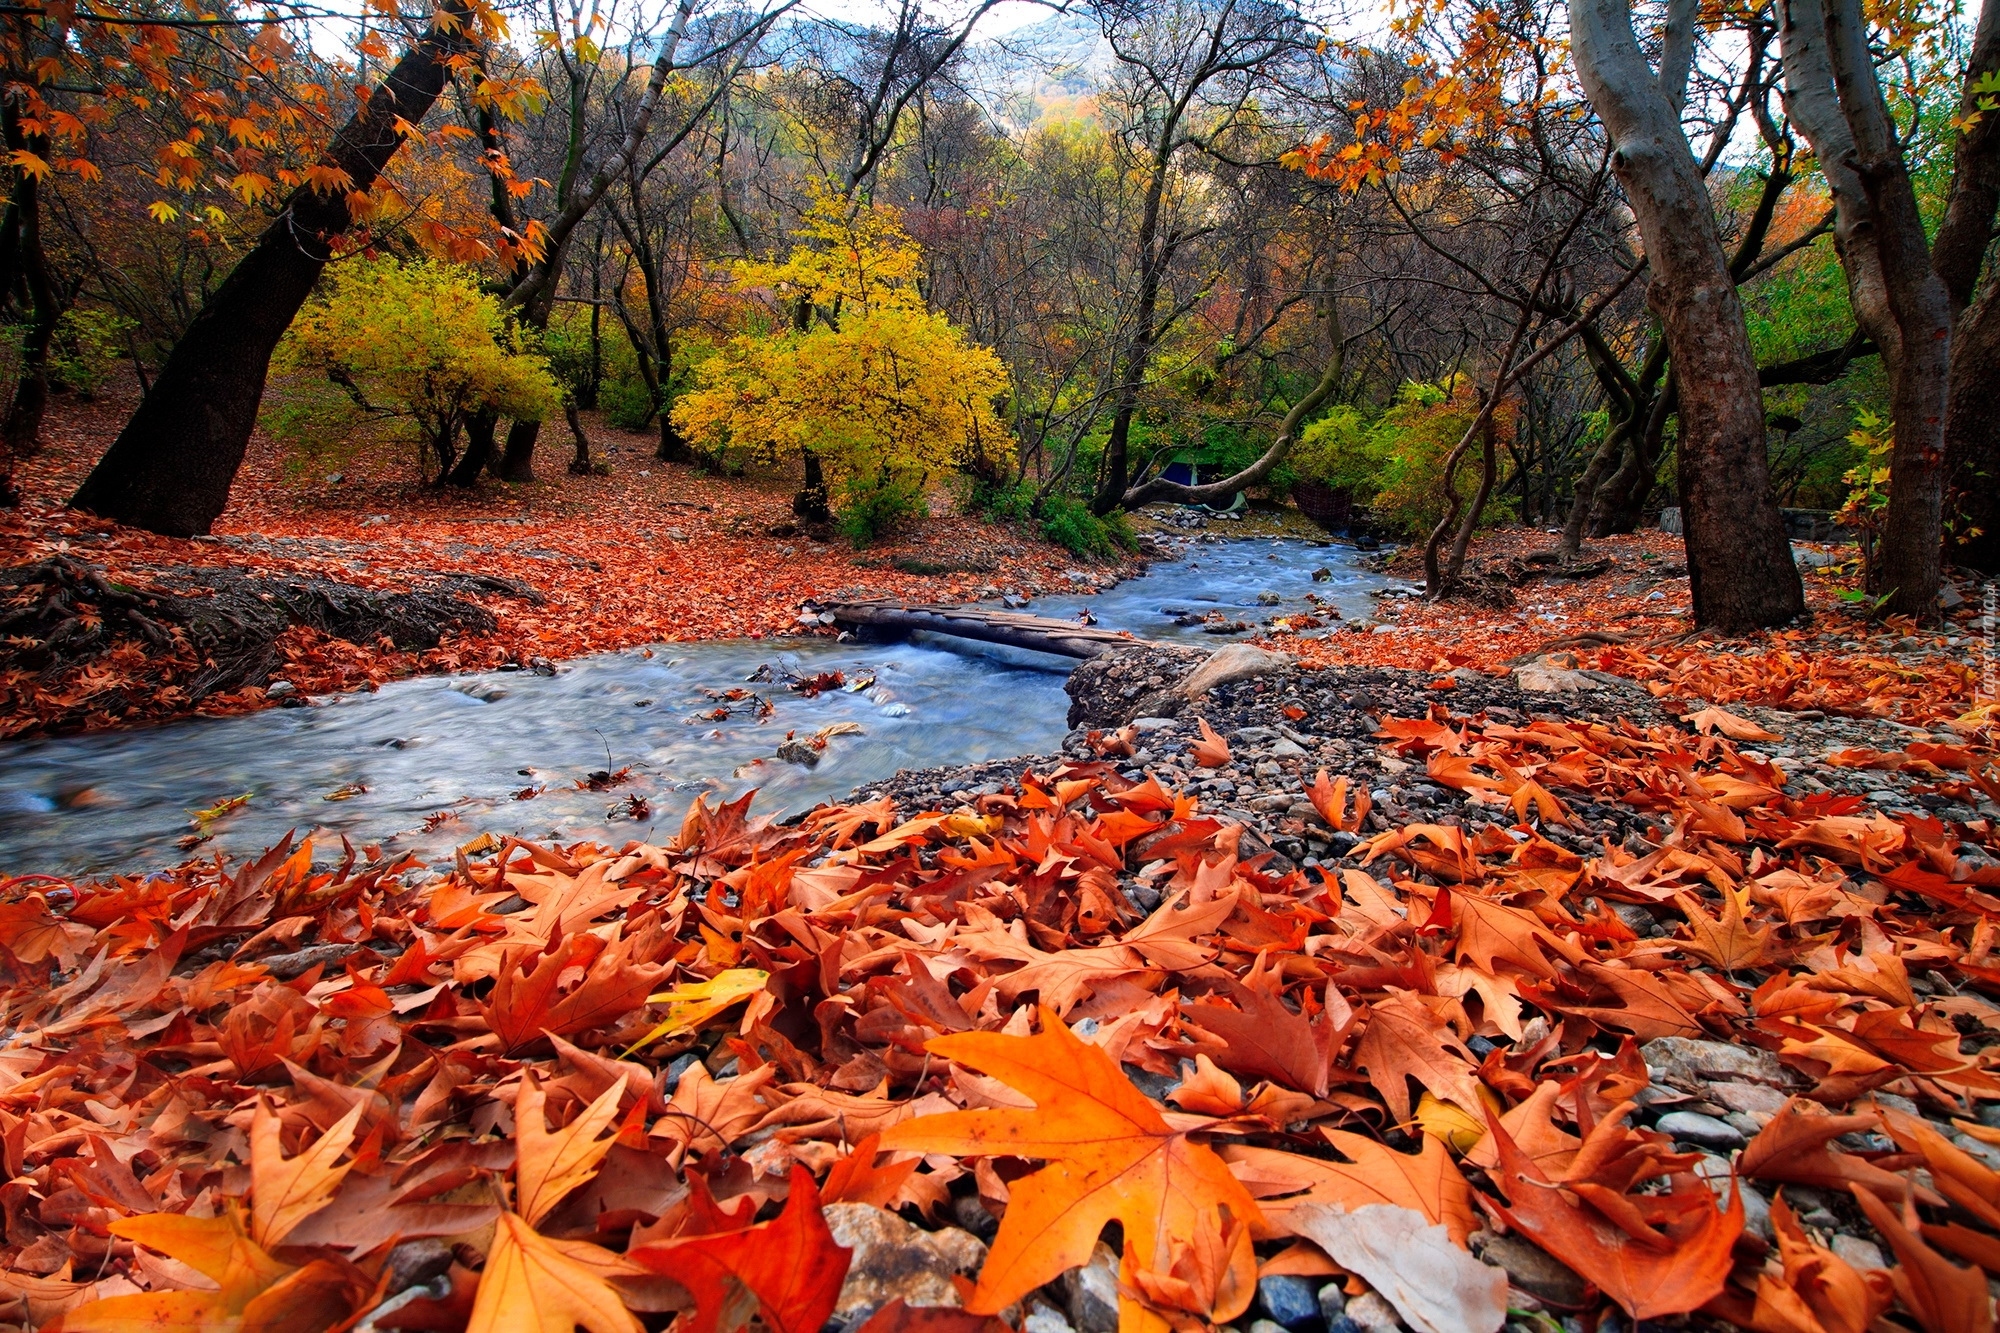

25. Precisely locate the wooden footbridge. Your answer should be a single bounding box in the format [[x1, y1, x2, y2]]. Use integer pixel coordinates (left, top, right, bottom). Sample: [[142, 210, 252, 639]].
[[805, 597, 1143, 659]]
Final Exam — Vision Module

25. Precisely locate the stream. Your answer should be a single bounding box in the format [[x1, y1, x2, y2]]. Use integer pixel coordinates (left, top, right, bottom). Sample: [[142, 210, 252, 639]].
[[0, 536, 1401, 876]]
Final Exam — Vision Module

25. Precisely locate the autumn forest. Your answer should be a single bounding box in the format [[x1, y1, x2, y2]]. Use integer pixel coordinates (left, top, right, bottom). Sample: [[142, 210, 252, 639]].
[[1, 0, 1999, 1329]]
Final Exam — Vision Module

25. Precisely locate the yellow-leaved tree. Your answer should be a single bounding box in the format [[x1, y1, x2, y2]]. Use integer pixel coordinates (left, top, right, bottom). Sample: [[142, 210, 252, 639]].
[[673, 189, 1008, 543], [276, 259, 562, 486]]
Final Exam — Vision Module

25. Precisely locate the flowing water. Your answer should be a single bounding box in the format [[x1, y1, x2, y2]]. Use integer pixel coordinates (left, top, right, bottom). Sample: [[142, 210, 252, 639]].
[[0, 536, 1400, 876]]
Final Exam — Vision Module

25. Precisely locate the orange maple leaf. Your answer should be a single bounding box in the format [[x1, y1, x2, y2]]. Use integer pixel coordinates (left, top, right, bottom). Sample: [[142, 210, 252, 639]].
[[1482, 1109, 1742, 1319], [628, 1166, 850, 1333], [1192, 717, 1232, 767], [880, 1009, 1263, 1327]]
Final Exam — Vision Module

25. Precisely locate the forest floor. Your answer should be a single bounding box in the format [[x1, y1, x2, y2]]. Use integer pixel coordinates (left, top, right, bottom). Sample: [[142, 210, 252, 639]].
[[0, 388, 1136, 737], [1264, 527, 1993, 734], [3, 384, 1992, 741]]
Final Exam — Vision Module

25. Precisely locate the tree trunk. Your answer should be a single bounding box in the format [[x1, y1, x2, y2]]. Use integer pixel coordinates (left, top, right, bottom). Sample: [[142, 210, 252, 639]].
[[1929, 0, 2000, 315], [0, 205, 53, 466], [67, 5, 474, 535], [1120, 283, 1344, 509], [1570, 0, 1805, 631], [565, 400, 592, 475], [498, 418, 539, 483], [448, 409, 500, 487], [1, 103, 57, 470], [1945, 276, 2000, 574], [795, 449, 830, 521], [1824, 0, 1950, 621], [1777, 0, 1903, 366]]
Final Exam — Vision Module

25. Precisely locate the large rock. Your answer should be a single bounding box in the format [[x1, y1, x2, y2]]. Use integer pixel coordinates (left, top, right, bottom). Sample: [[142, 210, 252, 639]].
[[823, 1203, 986, 1317], [1064, 644, 1209, 727], [1641, 1037, 1793, 1092], [1177, 644, 1294, 699]]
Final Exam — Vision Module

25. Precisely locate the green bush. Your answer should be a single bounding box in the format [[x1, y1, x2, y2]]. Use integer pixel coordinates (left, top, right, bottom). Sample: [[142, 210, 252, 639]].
[[600, 373, 659, 431], [1039, 495, 1135, 558], [50, 308, 136, 397], [1291, 404, 1387, 500], [837, 471, 929, 546], [969, 477, 1037, 522]]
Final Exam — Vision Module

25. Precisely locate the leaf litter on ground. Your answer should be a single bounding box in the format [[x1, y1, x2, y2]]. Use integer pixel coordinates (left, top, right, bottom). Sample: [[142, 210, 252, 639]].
[[0, 699, 1997, 1332]]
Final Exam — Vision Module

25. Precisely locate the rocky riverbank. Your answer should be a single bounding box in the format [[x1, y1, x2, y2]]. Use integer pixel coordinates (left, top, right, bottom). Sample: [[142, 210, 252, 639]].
[[858, 642, 1995, 871], [842, 643, 2000, 1333]]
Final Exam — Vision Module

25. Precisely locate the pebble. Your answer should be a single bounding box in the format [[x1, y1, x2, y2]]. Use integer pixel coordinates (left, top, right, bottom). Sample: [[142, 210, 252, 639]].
[[1024, 1304, 1076, 1333], [1656, 1110, 1746, 1150], [821, 1204, 985, 1316], [1691, 1157, 1772, 1240], [1830, 1235, 1887, 1270], [1316, 1284, 1347, 1326], [1343, 1292, 1401, 1333], [1064, 1243, 1120, 1333], [1477, 1233, 1589, 1306], [1255, 1275, 1320, 1330], [1952, 1132, 2000, 1170]]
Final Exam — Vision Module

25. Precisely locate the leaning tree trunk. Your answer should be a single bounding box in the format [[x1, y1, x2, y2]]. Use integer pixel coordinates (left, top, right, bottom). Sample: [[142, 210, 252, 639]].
[[69, 5, 474, 535], [448, 409, 500, 487], [1570, 0, 1805, 632], [1, 105, 58, 473], [1824, 0, 1950, 621], [1945, 277, 2000, 574]]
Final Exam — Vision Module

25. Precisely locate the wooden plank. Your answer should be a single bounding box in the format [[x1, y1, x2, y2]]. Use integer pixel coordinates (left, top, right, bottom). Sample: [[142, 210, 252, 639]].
[[814, 600, 1143, 659]]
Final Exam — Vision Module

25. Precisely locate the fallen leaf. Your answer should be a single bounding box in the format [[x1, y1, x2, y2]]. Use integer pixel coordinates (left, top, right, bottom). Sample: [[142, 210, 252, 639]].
[[881, 1009, 1261, 1325], [1287, 1202, 1506, 1333]]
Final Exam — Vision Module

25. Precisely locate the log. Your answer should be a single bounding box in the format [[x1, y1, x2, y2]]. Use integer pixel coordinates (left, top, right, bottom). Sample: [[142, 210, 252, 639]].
[[811, 598, 1142, 660]]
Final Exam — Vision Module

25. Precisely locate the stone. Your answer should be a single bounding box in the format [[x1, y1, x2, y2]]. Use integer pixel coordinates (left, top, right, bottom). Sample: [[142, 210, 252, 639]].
[[1257, 591, 1282, 605], [1641, 1037, 1789, 1091], [1830, 1235, 1887, 1271], [1952, 1132, 2000, 1171], [265, 680, 297, 698], [1269, 739, 1309, 758], [821, 1204, 986, 1317], [1343, 1292, 1401, 1333], [1256, 1274, 1321, 1330], [1514, 658, 1599, 693], [1065, 1243, 1121, 1333], [1708, 1082, 1790, 1116], [1250, 1321, 1289, 1333], [949, 1192, 998, 1242], [1477, 1234, 1588, 1308], [1656, 1110, 1745, 1150], [1025, 1304, 1076, 1333], [1177, 644, 1294, 699], [1316, 1284, 1347, 1326], [776, 739, 821, 766], [1690, 1158, 1772, 1240]]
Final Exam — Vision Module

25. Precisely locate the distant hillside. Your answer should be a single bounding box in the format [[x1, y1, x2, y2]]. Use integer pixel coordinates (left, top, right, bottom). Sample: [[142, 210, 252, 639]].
[[966, 11, 1113, 132]]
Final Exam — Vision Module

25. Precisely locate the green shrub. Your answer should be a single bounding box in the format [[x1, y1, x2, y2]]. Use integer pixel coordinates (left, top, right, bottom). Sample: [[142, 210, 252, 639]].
[[836, 471, 929, 546], [600, 373, 659, 431], [1039, 495, 1135, 558], [970, 477, 1037, 522], [1292, 404, 1387, 499], [50, 308, 136, 397]]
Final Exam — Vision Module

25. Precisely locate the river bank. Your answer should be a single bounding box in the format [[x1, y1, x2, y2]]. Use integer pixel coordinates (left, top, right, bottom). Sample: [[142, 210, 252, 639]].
[[4, 641, 1997, 1333]]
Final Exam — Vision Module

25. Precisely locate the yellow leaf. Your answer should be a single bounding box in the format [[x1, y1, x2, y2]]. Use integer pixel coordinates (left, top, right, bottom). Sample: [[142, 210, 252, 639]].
[[465, 1212, 641, 1333], [57, 1210, 294, 1328], [514, 1072, 626, 1226], [623, 967, 768, 1054], [250, 1100, 360, 1249], [9, 148, 52, 180]]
